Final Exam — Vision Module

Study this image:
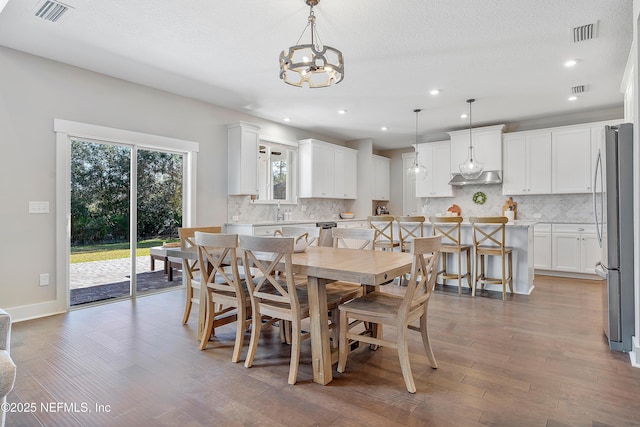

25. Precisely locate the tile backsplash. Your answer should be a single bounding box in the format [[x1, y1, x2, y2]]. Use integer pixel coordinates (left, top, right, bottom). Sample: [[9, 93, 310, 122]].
[[228, 196, 350, 223], [418, 185, 594, 224]]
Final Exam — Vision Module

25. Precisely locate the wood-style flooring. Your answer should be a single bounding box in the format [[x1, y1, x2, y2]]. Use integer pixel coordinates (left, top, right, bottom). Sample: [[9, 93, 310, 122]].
[[6, 275, 640, 426]]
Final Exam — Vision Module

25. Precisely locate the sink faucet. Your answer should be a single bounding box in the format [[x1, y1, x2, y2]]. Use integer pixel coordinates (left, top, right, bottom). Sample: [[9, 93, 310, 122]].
[[276, 201, 281, 222]]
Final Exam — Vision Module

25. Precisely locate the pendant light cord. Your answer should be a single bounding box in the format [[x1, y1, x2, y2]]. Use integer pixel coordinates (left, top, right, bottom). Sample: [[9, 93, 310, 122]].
[[467, 99, 475, 161]]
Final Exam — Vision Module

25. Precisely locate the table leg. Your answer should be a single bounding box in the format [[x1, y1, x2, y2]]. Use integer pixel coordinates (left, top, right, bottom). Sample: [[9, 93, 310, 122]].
[[306, 276, 333, 385]]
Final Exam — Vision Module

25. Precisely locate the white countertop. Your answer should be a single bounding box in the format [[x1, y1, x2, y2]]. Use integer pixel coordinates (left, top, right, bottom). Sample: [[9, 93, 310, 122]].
[[225, 218, 537, 228]]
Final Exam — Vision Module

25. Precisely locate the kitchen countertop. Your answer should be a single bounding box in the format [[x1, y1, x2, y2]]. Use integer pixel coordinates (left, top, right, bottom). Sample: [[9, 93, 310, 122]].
[[224, 218, 368, 227]]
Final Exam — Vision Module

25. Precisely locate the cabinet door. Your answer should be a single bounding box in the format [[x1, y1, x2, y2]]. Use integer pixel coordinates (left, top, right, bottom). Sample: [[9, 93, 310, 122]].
[[336, 147, 357, 199], [415, 145, 433, 197], [228, 123, 260, 195], [580, 234, 600, 274], [552, 233, 581, 272], [502, 134, 528, 195], [432, 142, 453, 197], [527, 132, 552, 194], [474, 130, 502, 171], [552, 127, 592, 193], [373, 155, 390, 200], [533, 233, 552, 269]]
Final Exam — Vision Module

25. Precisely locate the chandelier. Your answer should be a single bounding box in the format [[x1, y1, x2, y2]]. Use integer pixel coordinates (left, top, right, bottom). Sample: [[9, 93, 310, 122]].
[[279, 0, 344, 88], [459, 98, 484, 179], [406, 109, 428, 181]]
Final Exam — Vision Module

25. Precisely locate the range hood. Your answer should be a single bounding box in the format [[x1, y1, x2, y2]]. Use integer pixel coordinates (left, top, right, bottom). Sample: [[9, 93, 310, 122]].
[[448, 171, 502, 186]]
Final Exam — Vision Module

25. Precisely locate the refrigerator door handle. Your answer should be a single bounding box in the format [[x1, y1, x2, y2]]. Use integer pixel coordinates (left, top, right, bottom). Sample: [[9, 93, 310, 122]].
[[593, 150, 604, 247], [595, 262, 608, 279]]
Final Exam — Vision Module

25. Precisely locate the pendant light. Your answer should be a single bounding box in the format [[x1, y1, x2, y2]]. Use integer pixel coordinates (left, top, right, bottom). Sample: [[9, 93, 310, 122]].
[[459, 98, 484, 179], [279, 0, 344, 88], [406, 109, 428, 181]]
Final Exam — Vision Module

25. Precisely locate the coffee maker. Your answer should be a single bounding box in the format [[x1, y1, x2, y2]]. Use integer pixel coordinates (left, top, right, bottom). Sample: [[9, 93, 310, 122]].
[[376, 205, 389, 215]]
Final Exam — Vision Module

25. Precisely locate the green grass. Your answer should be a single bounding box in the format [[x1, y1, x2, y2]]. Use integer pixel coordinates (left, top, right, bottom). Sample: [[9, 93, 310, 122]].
[[70, 238, 179, 263]]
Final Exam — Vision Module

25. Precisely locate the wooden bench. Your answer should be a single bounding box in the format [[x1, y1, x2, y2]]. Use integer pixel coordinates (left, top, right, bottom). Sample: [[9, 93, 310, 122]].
[[149, 246, 182, 281]]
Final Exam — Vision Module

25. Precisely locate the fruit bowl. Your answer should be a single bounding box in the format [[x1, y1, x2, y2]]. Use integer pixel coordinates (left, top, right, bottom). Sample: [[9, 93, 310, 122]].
[[340, 212, 355, 219]]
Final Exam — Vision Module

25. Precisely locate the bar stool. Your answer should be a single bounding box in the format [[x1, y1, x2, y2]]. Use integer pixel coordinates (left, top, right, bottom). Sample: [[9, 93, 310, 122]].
[[429, 216, 472, 295], [396, 216, 425, 253], [469, 217, 513, 301], [367, 215, 401, 251]]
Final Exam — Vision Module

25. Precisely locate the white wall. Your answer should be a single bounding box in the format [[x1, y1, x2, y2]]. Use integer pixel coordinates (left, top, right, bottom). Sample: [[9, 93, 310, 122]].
[[0, 46, 337, 319]]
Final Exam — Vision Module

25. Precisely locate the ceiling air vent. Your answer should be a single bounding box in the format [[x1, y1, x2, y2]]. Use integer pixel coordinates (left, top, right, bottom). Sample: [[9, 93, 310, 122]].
[[571, 85, 587, 94], [35, 0, 72, 23], [572, 22, 598, 43]]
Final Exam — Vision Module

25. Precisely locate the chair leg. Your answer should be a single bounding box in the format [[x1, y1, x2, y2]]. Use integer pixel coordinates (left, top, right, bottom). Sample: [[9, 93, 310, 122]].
[[508, 252, 514, 294], [397, 327, 416, 393], [199, 289, 214, 350], [288, 318, 301, 385], [472, 252, 477, 297], [420, 312, 438, 369], [466, 248, 472, 289], [337, 310, 349, 373], [457, 252, 462, 295], [244, 308, 261, 369], [502, 254, 507, 301], [182, 283, 193, 324], [231, 303, 246, 363], [441, 253, 448, 285]]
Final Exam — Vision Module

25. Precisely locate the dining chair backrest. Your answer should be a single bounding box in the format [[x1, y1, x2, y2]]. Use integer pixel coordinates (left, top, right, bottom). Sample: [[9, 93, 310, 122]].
[[403, 236, 442, 312], [469, 216, 508, 253], [276, 226, 320, 246], [194, 232, 242, 297], [179, 226, 222, 250], [331, 227, 376, 250], [429, 216, 464, 249], [239, 235, 300, 312], [396, 216, 425, 251], [367, 215, 399, 250]]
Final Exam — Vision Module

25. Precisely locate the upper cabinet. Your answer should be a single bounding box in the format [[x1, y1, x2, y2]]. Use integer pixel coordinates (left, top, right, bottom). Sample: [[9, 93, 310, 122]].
[[372, 155, 390, 201], [448, 124, 505, 173], [298, 139, 358, 199], [228, 122, 260, 196], [415, 141, 453, 197], [503, 131, 552, 195], [552, 127, 594, 193]]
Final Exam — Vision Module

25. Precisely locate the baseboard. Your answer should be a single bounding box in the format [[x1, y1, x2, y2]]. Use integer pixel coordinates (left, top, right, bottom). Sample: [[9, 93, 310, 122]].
[[630, 336, 640, 368], [5, 300, 67, 323], [535, 270, 604, 281]]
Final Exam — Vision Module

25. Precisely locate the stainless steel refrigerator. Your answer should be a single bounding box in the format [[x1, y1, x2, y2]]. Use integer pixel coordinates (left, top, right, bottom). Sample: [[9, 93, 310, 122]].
[[593, 123, 635, 352]]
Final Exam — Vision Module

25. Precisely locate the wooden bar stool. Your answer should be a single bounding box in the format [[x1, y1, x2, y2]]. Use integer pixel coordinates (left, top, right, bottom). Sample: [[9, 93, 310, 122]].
[[367, 215, 401, 252], [396, 216, 425, 253], [469, 217, 513, 301], [429, 216, 472, 295]]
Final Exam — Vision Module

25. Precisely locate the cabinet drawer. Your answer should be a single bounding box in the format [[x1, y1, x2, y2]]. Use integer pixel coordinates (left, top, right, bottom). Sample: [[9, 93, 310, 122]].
[[552, 224, 596, 234], [252, 226, 282, 236], [534, 223, 551, 233], [337, 221, 369, 229]]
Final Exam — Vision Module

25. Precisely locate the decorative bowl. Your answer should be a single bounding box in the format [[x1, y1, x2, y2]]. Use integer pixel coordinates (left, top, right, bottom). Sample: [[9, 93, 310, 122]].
[[340, 212, 355, 219]]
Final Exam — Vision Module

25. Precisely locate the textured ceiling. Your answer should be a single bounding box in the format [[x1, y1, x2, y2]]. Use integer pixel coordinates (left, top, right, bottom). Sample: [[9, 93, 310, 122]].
[[0, 0, 633, 149]]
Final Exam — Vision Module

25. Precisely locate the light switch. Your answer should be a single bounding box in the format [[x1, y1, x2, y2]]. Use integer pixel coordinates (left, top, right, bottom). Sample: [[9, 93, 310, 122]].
[[29, 201, 50, 214], [39, 273, 49, 286]]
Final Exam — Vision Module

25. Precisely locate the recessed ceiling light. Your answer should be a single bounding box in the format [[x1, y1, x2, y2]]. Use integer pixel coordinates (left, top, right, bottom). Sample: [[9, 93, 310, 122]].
[[337, 109, 347, 115], [460, 113, 468, 119], [429, 89, 441, 95], [568, 95, 578, 101], [283, 117, 291, 122], [381, 126, 388, 131], [564, 59, 578, 67]]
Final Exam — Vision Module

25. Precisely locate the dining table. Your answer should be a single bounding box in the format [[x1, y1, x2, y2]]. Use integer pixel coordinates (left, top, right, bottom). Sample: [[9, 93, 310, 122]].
[[167, 244, 414, 385]]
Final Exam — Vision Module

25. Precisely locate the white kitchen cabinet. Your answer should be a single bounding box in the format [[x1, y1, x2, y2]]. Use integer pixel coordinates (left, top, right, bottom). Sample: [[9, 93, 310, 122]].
[[372, 155, 390, 201], [551, 224, 599, 274], [335, 146, 358, 199], [448, 124, 505, 173], [551, 127, 593, 194], [298, 139, 357, 199], [415, 141, 453, 197], [503, 131, 552, 195], [228, 122, 260, 196], [533, 223, 552, 270]]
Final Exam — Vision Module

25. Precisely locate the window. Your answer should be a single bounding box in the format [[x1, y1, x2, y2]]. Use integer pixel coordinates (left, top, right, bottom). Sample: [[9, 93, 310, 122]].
[[257, 140, 296, 203]]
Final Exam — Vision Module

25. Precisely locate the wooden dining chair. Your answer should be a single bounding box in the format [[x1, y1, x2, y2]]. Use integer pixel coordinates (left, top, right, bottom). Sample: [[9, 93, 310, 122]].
[[178, 226, 222, 324], [337, 235, 442, 393], [429, 216, 472, 295], [367, 215, 401, 252], [195, 232, 250, 362], [396, 216, 425, 253], [276, 226, 320, 246], [239, 235, 343, 385], [469, 217, 513, 301]]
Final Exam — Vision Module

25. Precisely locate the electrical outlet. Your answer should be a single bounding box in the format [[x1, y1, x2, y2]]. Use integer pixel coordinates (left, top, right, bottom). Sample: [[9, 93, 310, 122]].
[[232, 215, 239, 221], [29, 201, 49, 214], [301, 205, 307, 212], [309, 214, 315, 219], [39, 273, 49, 286], [533, 213, 542, 219]]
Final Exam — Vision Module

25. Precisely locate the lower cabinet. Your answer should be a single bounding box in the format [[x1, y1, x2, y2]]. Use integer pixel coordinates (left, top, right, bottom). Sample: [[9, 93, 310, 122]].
[[533, 223, 552, 270], [551, 224, 600, 275]]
